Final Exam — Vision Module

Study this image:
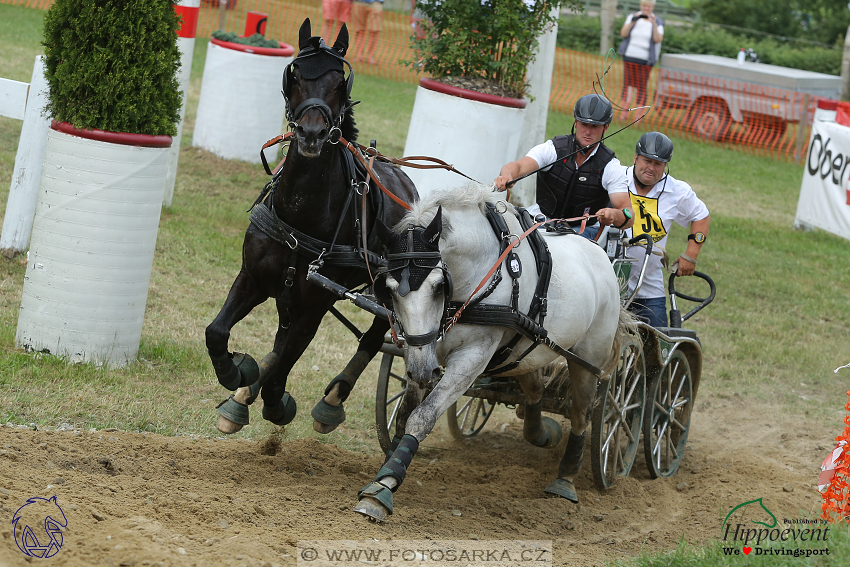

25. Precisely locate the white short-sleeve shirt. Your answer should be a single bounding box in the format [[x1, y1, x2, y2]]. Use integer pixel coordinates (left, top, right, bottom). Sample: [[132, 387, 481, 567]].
[[523, 139, 628, 219], [624, 168, 709, 299]]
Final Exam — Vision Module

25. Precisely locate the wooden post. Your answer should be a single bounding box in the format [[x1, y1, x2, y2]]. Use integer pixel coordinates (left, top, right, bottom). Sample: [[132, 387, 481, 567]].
[[218, 0, 227, 31], [794, 93, 810, 165], [599, 0, 618, 55]]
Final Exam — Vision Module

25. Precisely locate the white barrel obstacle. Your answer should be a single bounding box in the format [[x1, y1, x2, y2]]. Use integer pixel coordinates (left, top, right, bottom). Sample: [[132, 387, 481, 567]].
[[16, 124, 172, 366], [192, 38, 294, 164], [402, 79, 526, 199]]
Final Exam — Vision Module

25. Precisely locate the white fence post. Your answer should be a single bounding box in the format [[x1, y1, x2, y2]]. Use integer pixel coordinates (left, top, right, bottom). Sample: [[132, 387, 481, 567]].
[[163, 0, 200, 207], [0, 56, 51, 259]]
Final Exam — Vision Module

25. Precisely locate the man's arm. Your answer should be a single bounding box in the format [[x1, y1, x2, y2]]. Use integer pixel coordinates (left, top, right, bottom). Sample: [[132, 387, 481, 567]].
[[494, 156, 540, 190], [596, 161, 634, 229], [597, 192, 635, 229], [677, 215, 710, 276]]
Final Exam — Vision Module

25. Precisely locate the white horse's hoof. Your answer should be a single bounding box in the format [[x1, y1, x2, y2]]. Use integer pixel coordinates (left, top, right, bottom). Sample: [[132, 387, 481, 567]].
[[216, 415, 244, 434], [353, 496, 389, 522], [313, 419, 339, 434]]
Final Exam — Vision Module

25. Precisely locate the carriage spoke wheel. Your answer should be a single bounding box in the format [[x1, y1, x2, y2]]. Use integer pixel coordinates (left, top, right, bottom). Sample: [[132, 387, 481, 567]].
[[447, 394, 495, 440], [375, 353, 407, 454], [643, 350, 693, 479], [591, 339, 646, 490]]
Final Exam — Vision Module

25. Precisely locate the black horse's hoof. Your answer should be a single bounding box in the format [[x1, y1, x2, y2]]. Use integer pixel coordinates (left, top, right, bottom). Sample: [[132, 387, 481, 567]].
[[262, 393, 297, 426], [211, 351, 260, 391]]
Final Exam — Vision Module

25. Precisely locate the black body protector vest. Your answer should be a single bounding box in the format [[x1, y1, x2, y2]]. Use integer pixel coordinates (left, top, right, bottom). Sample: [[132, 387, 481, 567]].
[[535, 135, 616, 221]]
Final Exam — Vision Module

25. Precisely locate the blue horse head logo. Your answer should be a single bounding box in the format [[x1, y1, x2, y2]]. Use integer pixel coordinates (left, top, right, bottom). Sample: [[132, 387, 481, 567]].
[[12, 496, 68, 558]]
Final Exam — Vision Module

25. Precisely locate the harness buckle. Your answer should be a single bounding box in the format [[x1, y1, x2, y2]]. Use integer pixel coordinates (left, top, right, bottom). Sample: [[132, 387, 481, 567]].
[[285, 266, 296, 287], [309, 250, 327, 273], [328, 126, 342, 144]]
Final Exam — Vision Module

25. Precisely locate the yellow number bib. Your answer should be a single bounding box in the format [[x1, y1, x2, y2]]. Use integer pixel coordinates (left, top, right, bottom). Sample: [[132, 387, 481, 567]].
[[629, 192, 666, 243]]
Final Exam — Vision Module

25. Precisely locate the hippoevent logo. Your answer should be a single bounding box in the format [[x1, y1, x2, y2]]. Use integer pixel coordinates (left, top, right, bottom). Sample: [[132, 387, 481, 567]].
[[720, 498, 830, 558], [12, 495, 67, 558]]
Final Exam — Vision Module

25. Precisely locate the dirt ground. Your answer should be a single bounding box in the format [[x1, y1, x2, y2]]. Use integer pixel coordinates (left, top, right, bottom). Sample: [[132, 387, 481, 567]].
[[0, 392, 839, 567]]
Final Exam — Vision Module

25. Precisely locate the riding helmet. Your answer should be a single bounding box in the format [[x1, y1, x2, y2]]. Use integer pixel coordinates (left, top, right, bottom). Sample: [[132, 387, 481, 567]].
[[635, 131, 674, 163], [573, 94, 613, 126]]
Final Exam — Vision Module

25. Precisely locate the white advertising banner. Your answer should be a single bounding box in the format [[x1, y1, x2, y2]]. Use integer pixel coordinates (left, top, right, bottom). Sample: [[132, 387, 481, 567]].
[[795, 107, 850, 241]]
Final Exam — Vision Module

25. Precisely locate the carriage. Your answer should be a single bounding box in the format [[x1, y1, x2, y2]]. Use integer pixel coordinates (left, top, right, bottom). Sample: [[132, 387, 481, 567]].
[[367, 225, 716, 491]]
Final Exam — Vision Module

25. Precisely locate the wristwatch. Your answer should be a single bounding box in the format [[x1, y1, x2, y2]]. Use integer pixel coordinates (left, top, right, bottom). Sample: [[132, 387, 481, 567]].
[[615, 208, 633, 229], [688, 232, 706, 244]]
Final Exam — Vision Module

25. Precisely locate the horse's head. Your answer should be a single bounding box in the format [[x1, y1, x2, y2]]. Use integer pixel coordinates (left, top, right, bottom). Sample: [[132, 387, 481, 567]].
[[283, 18, 356, 157], [375, 209, 448, 388]]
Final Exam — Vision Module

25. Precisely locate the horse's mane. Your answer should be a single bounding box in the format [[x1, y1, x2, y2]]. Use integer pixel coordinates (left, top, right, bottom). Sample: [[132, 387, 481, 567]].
[[396, 182, 514, 233], [342, 97, 357, 141]]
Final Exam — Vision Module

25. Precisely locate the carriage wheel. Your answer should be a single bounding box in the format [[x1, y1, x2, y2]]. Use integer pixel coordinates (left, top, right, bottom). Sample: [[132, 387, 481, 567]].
[[447, 394, 495, 440], [643, 350, 693, 478], [375, 352, 406, 454], [591, 339, 646, 490]]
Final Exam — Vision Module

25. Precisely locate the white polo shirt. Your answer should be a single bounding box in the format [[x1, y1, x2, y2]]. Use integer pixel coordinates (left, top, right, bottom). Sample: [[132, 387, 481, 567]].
[[524, 139, 628, 219], [624, 167, 709, 299]]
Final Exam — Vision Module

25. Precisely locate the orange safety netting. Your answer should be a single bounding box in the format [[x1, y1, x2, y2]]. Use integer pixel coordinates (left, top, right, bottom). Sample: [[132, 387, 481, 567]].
[[821, 391, 850, 522], [6, 0, 821, 162]]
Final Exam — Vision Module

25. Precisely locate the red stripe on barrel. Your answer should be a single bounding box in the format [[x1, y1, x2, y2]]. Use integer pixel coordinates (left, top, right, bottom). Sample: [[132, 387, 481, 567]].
[[175, 5, 199, 39]]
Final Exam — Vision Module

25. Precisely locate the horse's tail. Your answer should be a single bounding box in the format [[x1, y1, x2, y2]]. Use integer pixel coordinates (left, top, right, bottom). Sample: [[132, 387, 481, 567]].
[[600, 302, 641, 379]]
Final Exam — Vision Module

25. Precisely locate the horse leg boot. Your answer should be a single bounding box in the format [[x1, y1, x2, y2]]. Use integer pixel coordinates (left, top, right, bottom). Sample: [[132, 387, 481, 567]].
[[544, 430, 587, 503], [354, 434, 419, 522], [311, 351, 370, 433], [312, 318, 388, 433], [522, 399, 563, 448], [216, 351, 280, 434]]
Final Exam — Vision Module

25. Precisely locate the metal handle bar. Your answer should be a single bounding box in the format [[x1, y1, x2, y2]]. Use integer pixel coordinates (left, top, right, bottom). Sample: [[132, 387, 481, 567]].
[[306, 270, 394, 321], [667, 271, 716, 327]]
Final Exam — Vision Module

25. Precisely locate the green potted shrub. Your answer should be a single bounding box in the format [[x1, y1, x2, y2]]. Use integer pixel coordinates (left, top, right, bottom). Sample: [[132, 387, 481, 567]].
[[402, 0, 580, 195], [16, 0, 183, 366]]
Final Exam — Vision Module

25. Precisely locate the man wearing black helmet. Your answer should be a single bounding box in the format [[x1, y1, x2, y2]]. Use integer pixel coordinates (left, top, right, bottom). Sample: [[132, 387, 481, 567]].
[[626, 131, 710, 327], [494, 94, 634, 240]]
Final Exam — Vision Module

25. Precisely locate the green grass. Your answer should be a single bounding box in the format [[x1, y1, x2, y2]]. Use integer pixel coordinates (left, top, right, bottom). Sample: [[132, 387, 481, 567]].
[[0, 0, 848, 458], [3, 2, 850, 563]]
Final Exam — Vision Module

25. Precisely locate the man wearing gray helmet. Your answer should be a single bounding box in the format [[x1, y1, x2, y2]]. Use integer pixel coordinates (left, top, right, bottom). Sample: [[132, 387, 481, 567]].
[[626, 131, 710, 327], [494, 94, 634, 240]]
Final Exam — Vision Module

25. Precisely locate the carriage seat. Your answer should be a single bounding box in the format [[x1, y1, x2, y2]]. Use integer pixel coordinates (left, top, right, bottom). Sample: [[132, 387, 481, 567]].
[[654, 327, 699, 342]]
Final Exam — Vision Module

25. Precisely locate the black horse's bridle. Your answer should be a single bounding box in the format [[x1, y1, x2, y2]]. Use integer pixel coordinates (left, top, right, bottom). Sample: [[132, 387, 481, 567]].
[[282, 38, 356, 140], [374, 225, 453, 347]]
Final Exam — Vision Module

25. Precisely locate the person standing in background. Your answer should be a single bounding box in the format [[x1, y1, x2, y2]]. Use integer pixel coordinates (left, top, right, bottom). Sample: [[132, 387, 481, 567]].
[[352, 0, 383, 64], [618, 0, 664, 120], [322, 0, 352, 42]]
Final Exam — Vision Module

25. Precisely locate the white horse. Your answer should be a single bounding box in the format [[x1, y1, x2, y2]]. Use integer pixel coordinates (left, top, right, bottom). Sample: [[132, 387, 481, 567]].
[[355, 183, 636, 521]]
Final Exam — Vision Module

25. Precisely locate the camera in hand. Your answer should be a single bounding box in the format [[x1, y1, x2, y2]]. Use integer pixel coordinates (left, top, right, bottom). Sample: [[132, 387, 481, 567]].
[[635, 14, 648, 19]]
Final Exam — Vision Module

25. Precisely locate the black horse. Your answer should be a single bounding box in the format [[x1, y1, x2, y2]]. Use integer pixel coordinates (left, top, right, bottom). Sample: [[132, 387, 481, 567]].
[[205, 19, 418, 435]]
